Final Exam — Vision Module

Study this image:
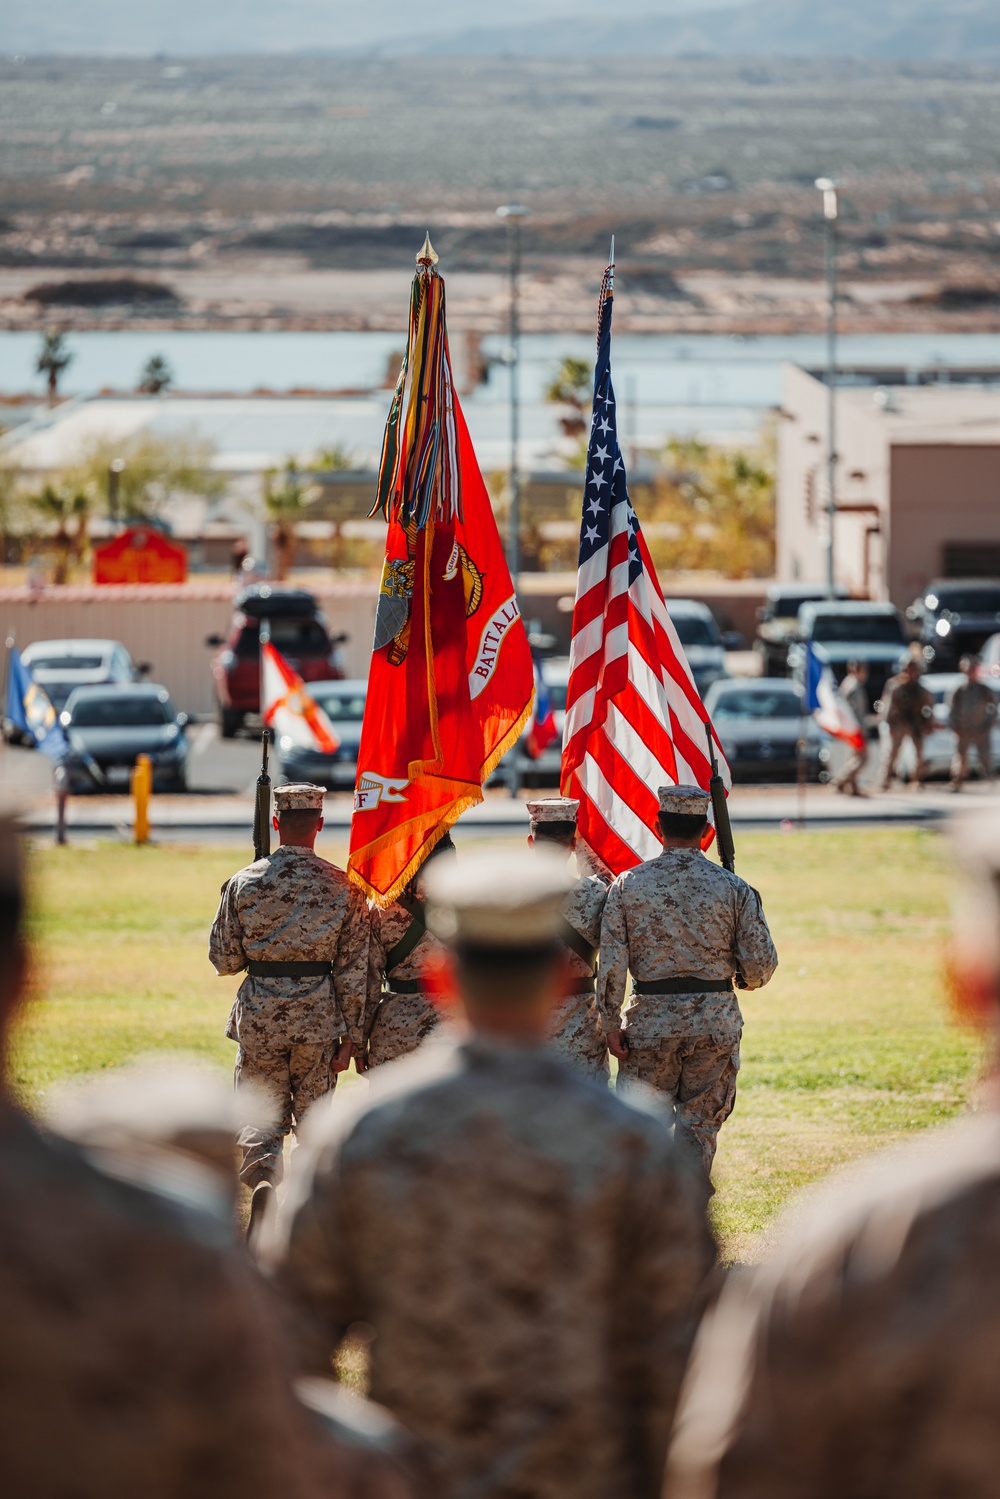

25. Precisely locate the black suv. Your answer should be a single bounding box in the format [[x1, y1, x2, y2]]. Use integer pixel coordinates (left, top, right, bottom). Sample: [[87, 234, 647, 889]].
[[906, 579, 1000, 671]]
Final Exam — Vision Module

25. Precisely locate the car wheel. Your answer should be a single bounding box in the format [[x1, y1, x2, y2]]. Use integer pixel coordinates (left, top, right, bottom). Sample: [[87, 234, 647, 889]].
[[220, 707, 243, 739]]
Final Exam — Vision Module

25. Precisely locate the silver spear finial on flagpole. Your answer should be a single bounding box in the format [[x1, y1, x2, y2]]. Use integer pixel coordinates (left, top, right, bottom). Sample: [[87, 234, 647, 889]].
[[608, 235, 615, 290]]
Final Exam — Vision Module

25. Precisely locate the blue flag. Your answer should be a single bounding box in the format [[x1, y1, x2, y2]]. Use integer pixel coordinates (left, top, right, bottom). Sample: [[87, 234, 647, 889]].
[[5, 648, 69, 760]]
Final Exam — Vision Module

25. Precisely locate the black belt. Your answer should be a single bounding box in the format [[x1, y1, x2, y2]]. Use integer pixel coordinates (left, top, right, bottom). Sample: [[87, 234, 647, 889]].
[[247, 960, 331, 978], [385, 979, 427, 995], [632, 977, 734, 996], [562, 977, 597, 996]]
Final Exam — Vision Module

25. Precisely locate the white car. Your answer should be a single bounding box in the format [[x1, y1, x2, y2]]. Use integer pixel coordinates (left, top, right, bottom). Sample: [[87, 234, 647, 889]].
[[877, 672, 1000, 780], [665, 598, 731, 697], [20, 638, 146, 712], [982, 632, 1000, 681]]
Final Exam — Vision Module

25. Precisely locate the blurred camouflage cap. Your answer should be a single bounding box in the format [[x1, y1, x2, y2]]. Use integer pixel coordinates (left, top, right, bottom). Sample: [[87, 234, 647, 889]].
[[273, 782, 325, 812], [526, 797, 579, 824], [658, 784, 711, 816], [424, 846, 574, 947]]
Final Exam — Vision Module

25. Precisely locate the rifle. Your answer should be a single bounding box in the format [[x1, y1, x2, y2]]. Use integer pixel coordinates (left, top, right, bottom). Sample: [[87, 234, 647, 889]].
[[252, 728, 272, 861], [704, 720, 735, 873]]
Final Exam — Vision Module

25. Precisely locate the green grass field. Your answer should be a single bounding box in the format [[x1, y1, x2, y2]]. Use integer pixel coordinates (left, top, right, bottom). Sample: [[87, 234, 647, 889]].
[[10, 828, 982, 1263]]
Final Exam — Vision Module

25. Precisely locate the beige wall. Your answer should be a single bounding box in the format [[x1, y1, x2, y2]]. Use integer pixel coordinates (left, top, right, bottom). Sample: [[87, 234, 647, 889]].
[[888, 445, 1000, 603], [0, 583, 379, 716]]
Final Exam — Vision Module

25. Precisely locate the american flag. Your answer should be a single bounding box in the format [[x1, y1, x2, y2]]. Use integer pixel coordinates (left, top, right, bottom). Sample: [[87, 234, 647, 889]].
[[560, 256, 732, 872]]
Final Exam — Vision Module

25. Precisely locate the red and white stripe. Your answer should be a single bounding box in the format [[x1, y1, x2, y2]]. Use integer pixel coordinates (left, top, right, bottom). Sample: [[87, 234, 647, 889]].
[[561, 513, 731, 873]]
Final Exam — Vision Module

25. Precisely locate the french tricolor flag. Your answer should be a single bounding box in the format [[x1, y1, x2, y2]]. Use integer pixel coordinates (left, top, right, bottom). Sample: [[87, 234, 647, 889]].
[[524, 658, 558, 760], [805, 643, 865, 753]]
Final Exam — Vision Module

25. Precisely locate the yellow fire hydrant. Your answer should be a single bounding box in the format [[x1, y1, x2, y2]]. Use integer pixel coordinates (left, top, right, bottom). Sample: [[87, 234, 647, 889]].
[[131, 753, 152, 845]]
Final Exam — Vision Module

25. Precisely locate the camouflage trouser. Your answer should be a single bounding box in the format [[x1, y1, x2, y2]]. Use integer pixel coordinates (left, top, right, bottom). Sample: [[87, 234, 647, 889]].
[[548, 991, 610, 1081], [880, 724, 926, 787], [952, 729, 993, 786], [235, 1041, 338, 1188], [617, 1033, 740, 1175], [617, 995, 743, 1169], [367, 991, 440, 1068]]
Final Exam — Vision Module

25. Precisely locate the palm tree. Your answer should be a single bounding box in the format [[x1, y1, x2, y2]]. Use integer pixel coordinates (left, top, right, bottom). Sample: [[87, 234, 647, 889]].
[[263, 463, 316, 581], [30, 483, 90, 585], [36, 332, 73, 405], [137, 354, 173, 394]]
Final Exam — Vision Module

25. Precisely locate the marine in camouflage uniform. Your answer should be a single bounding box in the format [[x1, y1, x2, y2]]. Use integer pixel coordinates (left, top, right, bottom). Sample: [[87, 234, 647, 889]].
[[0, 816, 413, 1499], [365, 834, 454, 1069], [598, 785, 777, 1177], [949, 654, 997, 789], [879, 658, 934, 789], [271, 847, 715, 1499], [667, 810, 1000, 1499], [527, 797, 610, 1079], [209, 783, 369, 1190]]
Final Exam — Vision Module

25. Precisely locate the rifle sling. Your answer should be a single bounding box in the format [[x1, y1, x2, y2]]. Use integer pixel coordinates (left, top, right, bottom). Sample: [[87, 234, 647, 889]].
[[559, 918, 596, 973], [384, 892, 427, 974]]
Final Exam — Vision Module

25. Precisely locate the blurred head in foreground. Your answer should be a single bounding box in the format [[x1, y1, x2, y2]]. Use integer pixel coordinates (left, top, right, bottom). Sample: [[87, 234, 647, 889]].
[[0, 816, 26, 1089], [950, 809, 1000, 1056], [423, 846, 574, 1042]]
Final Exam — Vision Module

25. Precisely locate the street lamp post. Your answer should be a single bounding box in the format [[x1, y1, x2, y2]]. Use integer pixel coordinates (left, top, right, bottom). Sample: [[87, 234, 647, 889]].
[[496, 203, 530, 590], [815, 177, 839, 597], [108, 457, 126, 532]]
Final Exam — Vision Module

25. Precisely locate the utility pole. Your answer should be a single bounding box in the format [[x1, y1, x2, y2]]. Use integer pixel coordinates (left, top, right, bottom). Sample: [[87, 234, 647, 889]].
[[496, 203, 530, 591], [815, 178, 839, 597]]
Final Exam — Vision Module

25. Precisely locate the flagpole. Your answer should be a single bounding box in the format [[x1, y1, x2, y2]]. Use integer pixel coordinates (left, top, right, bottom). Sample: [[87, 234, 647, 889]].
[[1, 631, 13, 759], [797, 710, 807, 829]]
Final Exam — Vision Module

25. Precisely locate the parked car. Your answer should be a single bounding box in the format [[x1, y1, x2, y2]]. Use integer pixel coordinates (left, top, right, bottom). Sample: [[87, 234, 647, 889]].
[[876, 672, 1000, 781], [58, 683, 190, 793], [789, 601, 910, 711], [20, 638, 147, 711], [275, 679, 367, 790], [703, 677, 830, 782], [906, 579, 1000, 672], [207, 585, 347, 738], [754, 583, 849, 677], [665, 598, 732, 697], [487, 657, 569, 789], [982, 632, 1000, 679]]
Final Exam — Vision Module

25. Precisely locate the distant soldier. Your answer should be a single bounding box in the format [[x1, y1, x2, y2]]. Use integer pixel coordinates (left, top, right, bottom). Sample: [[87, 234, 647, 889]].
[[526, 797, 610, 1079], [365, 833, 455, 1069], [833, 659, 870, 796], [209, 783, 368, 1231], [949, 653, 997, 790], [598, 785, 778, 1179], [269, 847, 715, 1499], [0, 815, 412, 1499], [879, 656, 934, 789], [667, 807, 1000, 1499]]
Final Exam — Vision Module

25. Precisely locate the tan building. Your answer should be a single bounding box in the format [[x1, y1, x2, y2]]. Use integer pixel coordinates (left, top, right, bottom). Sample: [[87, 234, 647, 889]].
[[778, 365, 1000, 606]]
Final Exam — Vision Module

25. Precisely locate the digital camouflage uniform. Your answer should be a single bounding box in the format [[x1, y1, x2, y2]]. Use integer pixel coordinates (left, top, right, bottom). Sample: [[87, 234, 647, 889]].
[[833, 672, 870, 794], [209, 844, 369, 1186], [949, 676, 997, 787], [366, 897, 447, 1068], [667, 1112, 1000, 1499], [598, 847, 777, 1174], [879, 670, 934, 787], [0, 1099, 405, 1499], [550, 863, 611, 1078], [273, 1033, 715, 1499]]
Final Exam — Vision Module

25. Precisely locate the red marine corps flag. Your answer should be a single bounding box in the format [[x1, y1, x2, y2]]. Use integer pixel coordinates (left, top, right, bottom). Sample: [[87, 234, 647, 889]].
[[562, 248, 731, 872], [348, 238, 534, 905]]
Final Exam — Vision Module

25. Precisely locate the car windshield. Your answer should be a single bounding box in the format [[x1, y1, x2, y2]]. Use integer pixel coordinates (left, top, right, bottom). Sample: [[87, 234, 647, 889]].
[[810, 614, 905, 644], [714, 689, 802, 720], [236, 619, 329, 657], [71, 696, 171, 727], [770, 594, 826, 619], [934, 589, 1000, 614], [31, 655, 106, 672], [312, 691, 366, 721], [671, 616, 720, 647]]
